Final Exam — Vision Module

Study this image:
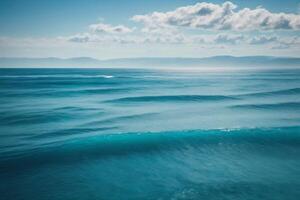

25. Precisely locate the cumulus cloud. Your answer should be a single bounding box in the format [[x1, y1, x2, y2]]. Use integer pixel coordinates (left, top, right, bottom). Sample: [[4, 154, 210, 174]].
[[190, 34, 245, 45], [66, 31, 300, 50], [89, 23, 134, 34], [132, 1, 300, 31], [66, 22, 136, 44], [68, 33, 92, 43], [65, 2, 300, 49], [63, 4, 299, 50], [67, 32, 187, 45], [248, 36, 278, 45], [67, 20, 186, 44], [213, 34, 244, 44], [67, 33, 125, 44], [272, 36, 300, 49]]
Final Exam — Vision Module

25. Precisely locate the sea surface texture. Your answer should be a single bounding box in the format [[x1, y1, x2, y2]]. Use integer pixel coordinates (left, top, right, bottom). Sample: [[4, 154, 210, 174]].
[[0, 68, 300, 200]]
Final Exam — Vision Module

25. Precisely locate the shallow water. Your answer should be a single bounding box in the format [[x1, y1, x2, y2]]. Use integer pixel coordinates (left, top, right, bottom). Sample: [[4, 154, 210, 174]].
[[0, 68, 300, 200]]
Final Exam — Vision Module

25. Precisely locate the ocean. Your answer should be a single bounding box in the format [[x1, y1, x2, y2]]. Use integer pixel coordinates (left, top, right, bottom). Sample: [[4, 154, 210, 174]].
[[0, 68, 300, 200]]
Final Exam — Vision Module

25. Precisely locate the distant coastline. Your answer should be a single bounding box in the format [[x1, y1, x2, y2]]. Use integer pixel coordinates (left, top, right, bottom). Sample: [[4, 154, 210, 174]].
[[1, 56, 300, 68]]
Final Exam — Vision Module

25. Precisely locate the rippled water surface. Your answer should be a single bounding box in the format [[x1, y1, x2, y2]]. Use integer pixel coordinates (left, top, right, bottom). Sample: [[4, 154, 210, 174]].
[[0, 68, 300, 200]]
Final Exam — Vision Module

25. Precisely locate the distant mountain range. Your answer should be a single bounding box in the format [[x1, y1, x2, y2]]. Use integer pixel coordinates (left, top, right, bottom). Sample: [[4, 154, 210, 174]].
[[1, 56, 300, 68]]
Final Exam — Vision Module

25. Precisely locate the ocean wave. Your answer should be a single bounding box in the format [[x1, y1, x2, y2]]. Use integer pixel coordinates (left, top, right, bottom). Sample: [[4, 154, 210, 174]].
[[52, 106, 104, 112], [0, 107, 105, 125], [29, 126, 118, 140], [1, 126, 299, 171], [1, 87, 139, 98], [0, 74, 115, 79], [83, 112, 159, 126], [231, 102, 300, 110], [106, 95, 239, 103], [0, 110, 74, 125], [237, 88, 300, 97], [47, 88, 134, 96]]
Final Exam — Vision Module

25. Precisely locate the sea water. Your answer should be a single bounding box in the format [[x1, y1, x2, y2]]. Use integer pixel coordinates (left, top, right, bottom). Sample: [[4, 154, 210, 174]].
[[0, 68, 300, 200]]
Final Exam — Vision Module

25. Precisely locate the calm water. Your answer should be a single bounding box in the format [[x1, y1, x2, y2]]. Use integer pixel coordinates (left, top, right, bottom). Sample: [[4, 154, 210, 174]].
[[0, 68, 300, 200]]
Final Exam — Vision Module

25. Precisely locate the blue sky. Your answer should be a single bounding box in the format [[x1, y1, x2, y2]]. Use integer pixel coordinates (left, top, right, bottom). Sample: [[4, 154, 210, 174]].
[[0, 0, 300, 59]]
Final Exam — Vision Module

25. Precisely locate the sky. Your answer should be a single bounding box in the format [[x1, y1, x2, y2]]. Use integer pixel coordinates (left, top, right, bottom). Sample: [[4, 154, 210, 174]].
[[0, 0, 300, 59]]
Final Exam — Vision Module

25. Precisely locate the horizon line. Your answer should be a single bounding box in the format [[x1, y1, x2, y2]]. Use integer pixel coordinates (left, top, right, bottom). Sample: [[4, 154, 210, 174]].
[[1, 55, 300, 60]]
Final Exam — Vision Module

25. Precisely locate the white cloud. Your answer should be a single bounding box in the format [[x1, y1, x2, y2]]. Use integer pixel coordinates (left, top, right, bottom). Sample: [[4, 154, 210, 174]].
[[272, 36, 300, 49], [132, 1, 300, 31], [64, 3, 300, 48], [248, 35, 278, 45], [6, 1, 299, 58], [189, 34, 245, 45], [65, 31, 300, 51], [213, 34, 244, 44], [68, 33, 92, 43], [66, 32, 187, 45], [89, 23, 134, 34], [1, 35, 300, 58]]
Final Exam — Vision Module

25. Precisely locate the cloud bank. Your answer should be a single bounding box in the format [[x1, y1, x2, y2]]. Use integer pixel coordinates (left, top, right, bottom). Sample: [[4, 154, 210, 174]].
[[89, 23, 133, 34], [65, 1, 300, 47], [132, 1, 300, 31], [1, 1, 300, 58]]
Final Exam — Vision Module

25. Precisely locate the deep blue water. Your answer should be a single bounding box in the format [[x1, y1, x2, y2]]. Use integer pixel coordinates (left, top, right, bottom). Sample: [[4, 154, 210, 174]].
[[0, 68, 300, 200]]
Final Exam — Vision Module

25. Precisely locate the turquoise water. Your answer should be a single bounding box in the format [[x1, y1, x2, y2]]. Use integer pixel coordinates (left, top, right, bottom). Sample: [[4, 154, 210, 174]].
[[0, 68, 300, 199]]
